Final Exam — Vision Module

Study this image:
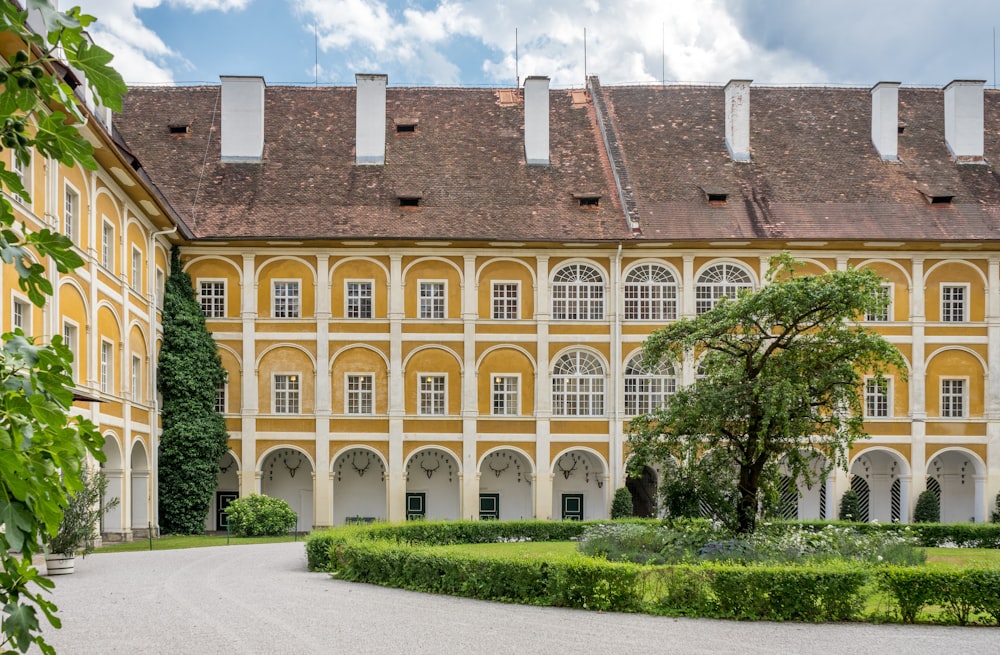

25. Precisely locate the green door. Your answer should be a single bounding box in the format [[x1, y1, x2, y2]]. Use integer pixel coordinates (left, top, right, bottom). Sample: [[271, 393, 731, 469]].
[[406, 492, 426, 520], [479, 493, 500, 520], [562, 493, 584, 520]]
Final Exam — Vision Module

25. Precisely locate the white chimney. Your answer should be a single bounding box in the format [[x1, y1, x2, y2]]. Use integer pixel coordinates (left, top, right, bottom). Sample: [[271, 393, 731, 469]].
[[871, 82, 900, 161], [944, 79, 985, 162], [220, 76, 265, 162], [725, 79, 752, 162], [524, 76, 550, 165], [356, 74, 387, 165]]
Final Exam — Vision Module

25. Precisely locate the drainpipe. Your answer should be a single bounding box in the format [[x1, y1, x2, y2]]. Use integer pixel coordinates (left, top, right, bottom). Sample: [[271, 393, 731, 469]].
[[611, 242, 623, 498], [148, 225, 177, 537]]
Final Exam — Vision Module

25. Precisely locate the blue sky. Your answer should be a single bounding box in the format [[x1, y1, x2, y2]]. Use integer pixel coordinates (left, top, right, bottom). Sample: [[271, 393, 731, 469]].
[[76, 0, 1000, 88]]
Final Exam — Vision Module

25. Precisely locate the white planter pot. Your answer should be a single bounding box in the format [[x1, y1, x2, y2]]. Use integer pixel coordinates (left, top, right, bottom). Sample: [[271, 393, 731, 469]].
[[44, 553, 75, 575]]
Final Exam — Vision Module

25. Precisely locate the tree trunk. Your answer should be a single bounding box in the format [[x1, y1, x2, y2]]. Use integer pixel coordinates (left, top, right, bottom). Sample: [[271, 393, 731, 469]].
[[736, 463, 763, 534]]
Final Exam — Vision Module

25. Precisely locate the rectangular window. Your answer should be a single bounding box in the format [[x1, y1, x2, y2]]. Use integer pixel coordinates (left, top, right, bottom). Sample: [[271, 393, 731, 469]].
[[419, 374, 446, 415], [492, 283, 519, 320], [64, 185, 79, 244], [62, 321, 78, 363], [273, 374, 300, 414], [418, 281, 445, 319], [273, 281, 300, 318], [100, 341, 113, 393], [346, 281, 373, 319], [346, 374, 374, 415], [214, 383, 227, 414], [864, 378, 890, 418], [156, 269, 165, 308], [101, 221, 114, 269], [941, 378, 966, 418], [131, 355, 142, 401], [12, 297, 29, 333], [491, 375, 519, 416], [866, 284, 892, 322], [11, 154, 28, 202], [941, 285, 967, 322], [199, 280, 226, 318], [131, 247, 143, 292]]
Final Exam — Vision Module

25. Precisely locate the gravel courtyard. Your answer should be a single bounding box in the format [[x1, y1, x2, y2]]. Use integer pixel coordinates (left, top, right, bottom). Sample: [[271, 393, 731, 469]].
[[33, 542, 997, 654]]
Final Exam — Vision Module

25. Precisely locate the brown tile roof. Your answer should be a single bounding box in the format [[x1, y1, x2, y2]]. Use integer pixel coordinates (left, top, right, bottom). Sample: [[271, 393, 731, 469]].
[[114, 85, 627, 242], [600, 85, 1000, 242]]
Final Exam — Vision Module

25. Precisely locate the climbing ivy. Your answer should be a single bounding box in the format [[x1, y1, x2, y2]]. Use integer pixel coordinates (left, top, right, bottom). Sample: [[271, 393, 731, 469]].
[[157, 246, 229, 534]]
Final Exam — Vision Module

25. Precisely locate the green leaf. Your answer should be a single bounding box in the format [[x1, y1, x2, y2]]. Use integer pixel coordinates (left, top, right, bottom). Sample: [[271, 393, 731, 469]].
[[67, 40, 126, 112]]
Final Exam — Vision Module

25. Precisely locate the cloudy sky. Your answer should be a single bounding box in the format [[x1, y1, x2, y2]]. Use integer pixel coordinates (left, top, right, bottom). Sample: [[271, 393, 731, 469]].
[[74, 0, 1000, 88]]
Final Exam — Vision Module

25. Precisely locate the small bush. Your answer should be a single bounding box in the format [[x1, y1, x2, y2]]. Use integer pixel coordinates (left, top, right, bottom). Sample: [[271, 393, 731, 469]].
[[224, 494, 297, 537], [653, 566, 713, 616], [839, 489, 862, 522], [992, 492, 1000, 523], [914, 491, 940, 523], [611, 487, 634, 519]]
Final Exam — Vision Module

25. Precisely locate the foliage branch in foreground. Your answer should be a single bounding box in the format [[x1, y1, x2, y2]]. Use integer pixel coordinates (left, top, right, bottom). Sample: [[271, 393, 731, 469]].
[[628, 253, 906, 533], [0, 1, 125, 652]]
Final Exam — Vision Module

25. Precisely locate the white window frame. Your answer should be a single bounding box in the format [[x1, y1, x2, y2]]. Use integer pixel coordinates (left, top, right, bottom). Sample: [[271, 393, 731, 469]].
[[624, 263, 678, 321], [491, 374, 520, 416], [198, 279, 227, 318], [491, 281, 520, 320], [865, 283, 893, 322], [11, 294, 30, 334], [100, 340, 113, 393], [864, 376, 891, 418], [695, 262, 754, 315], [131, 246, 143, 292], [940, 377, 967, 418], [345, 373, 375, 415], [214, 382, 227, 414], [345, 280, 374, 319], [551, 263, 605, 321], [101, 220, 115, 270], [61, 320, 79, 369], [418, 280, 446, 319], [623, 354, 676, 416], [155, 268, 165, 309], [552, 350, 605, 417], [11, 152, 29, 203], [940, 283, 968, 323], [131, 355, 142, 402], [272, 279, 301, 318], [63, 182, 79, 244], [418, 373, 447, 416], [273, 373, 301, 414]]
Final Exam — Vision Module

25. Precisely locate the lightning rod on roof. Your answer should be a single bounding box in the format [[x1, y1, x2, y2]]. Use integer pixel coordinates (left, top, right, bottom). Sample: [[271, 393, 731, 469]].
[[314, 23, 319, 86], [584, 27, 588, 84], [516, 28, 519, 87]]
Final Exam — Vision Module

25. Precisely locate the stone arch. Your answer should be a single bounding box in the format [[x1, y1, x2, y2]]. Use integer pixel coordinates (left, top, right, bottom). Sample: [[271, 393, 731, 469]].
[[925, 346, 986, 419], [402, 256, 464, 319], [850, 446, 910, 522], [101, 432, 124, 536], [476, 257, 537, 320], [331, 446, 388, 525], [926, 447, 987, 523], [403, 345, 463, 416], [476, 345, 536, 416], [256, 344, 317, 415], [129, 439, 150, 533], [777, 449, 833, 520], [330, 344, 390, 415], [550, 447, 608, 520], [207, 450, 241, 532], [404, 446, 462, 520], [259, 445, 315, 533], [478, 447, 535, 520]]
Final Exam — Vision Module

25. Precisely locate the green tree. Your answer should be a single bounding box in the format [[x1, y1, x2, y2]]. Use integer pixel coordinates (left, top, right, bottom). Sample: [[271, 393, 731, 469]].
[[0, 2, 125, 652], [913, 489, 940, 524], [610, 487, 634, 519], [628, 254, 905, 534], [157, 246, 229, 534], [838, 488, 862, 522]]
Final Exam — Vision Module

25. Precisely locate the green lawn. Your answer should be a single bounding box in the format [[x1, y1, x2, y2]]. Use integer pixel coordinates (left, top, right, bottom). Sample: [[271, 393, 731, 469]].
[[925, 547, 1000, 567], [435, 541, 580, 559], [96, 534, 299, 553]]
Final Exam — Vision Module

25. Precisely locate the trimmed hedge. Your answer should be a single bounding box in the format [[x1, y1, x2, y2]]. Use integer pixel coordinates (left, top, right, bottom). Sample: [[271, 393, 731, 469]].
[[772, 520, 1000, 549], [305, 521, 1000, 623]]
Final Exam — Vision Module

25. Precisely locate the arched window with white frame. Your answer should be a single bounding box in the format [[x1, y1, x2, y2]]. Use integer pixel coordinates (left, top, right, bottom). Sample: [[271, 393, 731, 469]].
[[551, 263, 604, 320], [695, 262, 753, 314], [552, 350, 605, 416], [624, 263, 677, 321], [624, 353, 676, 416]]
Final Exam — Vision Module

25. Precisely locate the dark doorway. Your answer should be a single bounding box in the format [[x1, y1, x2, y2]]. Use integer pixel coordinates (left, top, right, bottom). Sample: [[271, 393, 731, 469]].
[[626, 466, 658, 518], [216, 491, 238, 531], [406, 492, 426, 520], [561, 494, 584, 520], [479, 493, 499, 520]]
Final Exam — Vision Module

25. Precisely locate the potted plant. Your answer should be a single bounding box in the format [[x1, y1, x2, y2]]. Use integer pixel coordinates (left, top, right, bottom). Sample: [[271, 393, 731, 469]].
[[44, 467, 118, 575]]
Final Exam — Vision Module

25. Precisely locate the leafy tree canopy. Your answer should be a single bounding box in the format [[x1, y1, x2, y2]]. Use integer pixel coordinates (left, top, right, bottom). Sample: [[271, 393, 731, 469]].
[[628, 253, 906, 533], [0, 2, 125, 652]]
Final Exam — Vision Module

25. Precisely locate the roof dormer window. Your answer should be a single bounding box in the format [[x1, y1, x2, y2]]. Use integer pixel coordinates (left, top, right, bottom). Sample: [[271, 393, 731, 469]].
[[395, 119, 418, 134], [573, 193, 601, 208], [168, 123, 191, 135], [399, 196, 421, 207], [701, 186, 729, 205], [919, 188, 954, 205]]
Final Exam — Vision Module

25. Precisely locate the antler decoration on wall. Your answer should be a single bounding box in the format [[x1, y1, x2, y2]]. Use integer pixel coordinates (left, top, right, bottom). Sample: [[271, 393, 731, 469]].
[[420, 458, 440, 479], [352, 454, 371, 477], [219, 455, 235, 474], [283, 453, 303, 478], [489, 460, 510, 478], [557, 454, 579, 480]]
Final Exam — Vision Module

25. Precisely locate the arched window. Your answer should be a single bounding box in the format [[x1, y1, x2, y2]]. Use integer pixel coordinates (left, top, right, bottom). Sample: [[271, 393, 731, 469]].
[[624, 354, 676, 416], [552, 263, 604, 320], [624, 264, 677, 321], [695, 263, 753, 314], [552, 351, 605, 416]]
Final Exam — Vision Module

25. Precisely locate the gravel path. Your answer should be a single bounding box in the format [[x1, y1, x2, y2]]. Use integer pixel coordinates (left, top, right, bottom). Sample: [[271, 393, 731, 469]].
[[33, 542, 997, 654]]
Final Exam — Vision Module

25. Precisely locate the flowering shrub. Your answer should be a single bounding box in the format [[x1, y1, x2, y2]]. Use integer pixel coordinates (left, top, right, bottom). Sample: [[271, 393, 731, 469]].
[[224, 494, 297, 537]]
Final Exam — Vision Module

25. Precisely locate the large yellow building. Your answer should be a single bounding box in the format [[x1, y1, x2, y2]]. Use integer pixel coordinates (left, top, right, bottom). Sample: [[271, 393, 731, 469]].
[[5, 65, 1000, 536]]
